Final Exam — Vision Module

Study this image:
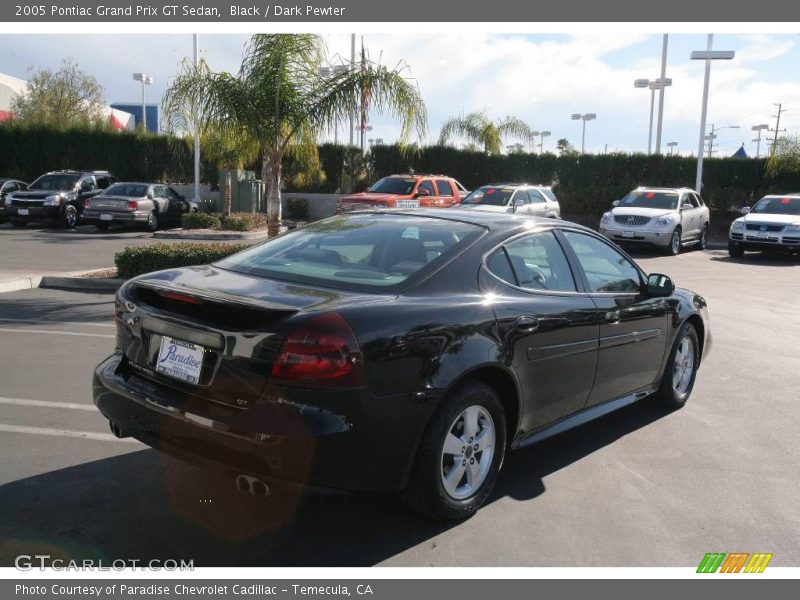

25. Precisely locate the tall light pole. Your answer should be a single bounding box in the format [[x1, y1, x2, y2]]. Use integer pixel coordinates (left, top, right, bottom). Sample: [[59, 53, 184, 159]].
[[349, 33, 355, 148], [654, 34, 669, 154], [539, 130, 551, 154], [634, 78, 672, 154], [706, 123, 740, 157], [132, 72, 154, 131], [571, 113, 596, 154], [531, 130, 540, 153], [667, 141, 678, 155], [751, 123, 769, 158], [690, 35, 735, 191], [192, 35, 200, 203]]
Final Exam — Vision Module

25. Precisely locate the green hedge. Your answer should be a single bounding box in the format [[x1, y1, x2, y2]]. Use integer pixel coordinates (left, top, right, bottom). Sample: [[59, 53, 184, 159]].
[[181, 212, 222, 229], [115, 242, 247, 279], [220, 212, 268, 231]]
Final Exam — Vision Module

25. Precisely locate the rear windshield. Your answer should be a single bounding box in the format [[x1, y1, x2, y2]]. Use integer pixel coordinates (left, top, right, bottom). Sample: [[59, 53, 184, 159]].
[[215, 213, 484, 292], [460, 186, 515, 207], [619, 190, 679, 210], [104, 184, 149, 197], [29, 174, 81, 191], [752, 196, 800, 215], [367, 177, 417, 195]]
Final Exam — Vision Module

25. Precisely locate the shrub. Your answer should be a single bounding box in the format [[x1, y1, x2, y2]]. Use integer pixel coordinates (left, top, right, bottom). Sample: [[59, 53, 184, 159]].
[[220, 212, 269, 231], [285, 197, 310, 221], [114, 242, 247, 279], [198, 198, 219, 213], [182, 212, 221, 229]]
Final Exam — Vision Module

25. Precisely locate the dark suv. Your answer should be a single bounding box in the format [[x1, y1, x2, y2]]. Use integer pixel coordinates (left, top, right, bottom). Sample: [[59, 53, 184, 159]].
[[5, 170, 116, 228]]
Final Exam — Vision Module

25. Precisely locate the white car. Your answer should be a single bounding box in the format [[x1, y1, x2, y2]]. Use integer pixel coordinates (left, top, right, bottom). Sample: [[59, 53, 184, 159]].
[[457, 183, 561, 218], [599, 187, 710, 255], [728, 194, 800, 258]]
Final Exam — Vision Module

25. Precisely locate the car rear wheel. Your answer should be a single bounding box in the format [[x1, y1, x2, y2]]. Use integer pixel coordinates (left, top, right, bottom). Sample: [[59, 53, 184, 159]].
[[402, 381, 506, 520], [146, 211, 159, 232], [651, 322, 699, 410], [667, 227, 682, 255], [728, 242, 744, 258], [62, 205, 78, 229]]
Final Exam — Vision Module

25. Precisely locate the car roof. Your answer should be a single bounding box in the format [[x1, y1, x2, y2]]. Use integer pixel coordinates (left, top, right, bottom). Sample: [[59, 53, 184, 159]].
[[634, 186, 696, 193], [761, 193, 800, 199], [43, 170, 111, 176], [386, 173, 454, 179]]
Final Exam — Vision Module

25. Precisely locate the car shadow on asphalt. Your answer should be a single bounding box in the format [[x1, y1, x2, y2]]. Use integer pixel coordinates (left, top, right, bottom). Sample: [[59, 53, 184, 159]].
[[0, 295, 114, 324], [709, 253, 799, 267], [0, 400, 668, 567]]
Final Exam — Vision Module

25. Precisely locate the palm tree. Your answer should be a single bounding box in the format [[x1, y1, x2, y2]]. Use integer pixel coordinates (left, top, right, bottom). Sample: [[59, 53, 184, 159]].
[[163, 34, 427, 236], [438, 110, 536, 155]]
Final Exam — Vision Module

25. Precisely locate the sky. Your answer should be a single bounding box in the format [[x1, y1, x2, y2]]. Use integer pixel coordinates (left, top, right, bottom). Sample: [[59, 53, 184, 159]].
[[1, 32, 798, 157]]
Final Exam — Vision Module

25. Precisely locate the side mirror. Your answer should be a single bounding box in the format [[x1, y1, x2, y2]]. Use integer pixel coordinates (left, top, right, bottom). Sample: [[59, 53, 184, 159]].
[[740, 206, 751, 215], [681, 202, 693, 211], [611, 200, 620, 207], [147, 192, 154, 199], [646, 273, 675, 297]]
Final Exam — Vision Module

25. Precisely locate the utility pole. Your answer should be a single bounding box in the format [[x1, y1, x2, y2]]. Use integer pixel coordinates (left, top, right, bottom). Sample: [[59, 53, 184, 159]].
[[349, 33, 355, 148], [193, 34, 200, 204], [654, 34, 668, 154], [770, 103, 786, 156]]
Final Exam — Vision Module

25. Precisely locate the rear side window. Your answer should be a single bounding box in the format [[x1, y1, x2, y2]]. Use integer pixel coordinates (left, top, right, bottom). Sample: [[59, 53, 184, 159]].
[[527, 190, 545, 203], [435, 179, 454, 196], [215, 214, 483, 292], [487, 231, 576, 292], [562, 231, 641, 293]]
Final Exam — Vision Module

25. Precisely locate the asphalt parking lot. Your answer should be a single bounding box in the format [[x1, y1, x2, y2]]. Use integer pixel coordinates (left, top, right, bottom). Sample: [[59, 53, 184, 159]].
[[0, 248, 798, 567]]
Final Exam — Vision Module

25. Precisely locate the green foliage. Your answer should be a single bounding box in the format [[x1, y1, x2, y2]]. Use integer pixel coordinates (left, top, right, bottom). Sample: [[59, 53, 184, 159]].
[[181, 212, 222, 229], [766, 135, 800, 178], [285, 197, 310, 221], [12, 59, 106, 128], [114, 242, 247, 279], [219, 212, 269, 231], [438, 110, 536, 155]]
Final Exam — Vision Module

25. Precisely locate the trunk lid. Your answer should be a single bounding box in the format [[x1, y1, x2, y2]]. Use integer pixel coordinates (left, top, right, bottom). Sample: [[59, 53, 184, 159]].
[[89, 195, 135, 211], [120, 265, 385, 408]]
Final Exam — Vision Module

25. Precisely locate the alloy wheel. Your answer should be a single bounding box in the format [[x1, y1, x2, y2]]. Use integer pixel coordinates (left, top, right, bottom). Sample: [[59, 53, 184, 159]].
[[671, 230, 681, 254], [440, 405, 496, 500], [672, 336, 695, 395]]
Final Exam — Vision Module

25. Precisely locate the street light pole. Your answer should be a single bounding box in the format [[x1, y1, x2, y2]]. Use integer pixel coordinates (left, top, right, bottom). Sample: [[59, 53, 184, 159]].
[[192, 34, 200, 204], [635, 78, 671, 154], [667, 141, 678, 155], [571, 113, 596, 154], [690, 35, 735, 191], [539, 131, 551, 154], [654, 34, 669, 154], [751, 123, 769, 158], [132, 72, 154, 131]]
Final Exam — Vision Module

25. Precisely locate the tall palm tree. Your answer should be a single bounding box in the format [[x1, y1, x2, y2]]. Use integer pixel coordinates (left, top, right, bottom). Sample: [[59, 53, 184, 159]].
[[438, 110, 536, 155], [163, 34, 427, 236]]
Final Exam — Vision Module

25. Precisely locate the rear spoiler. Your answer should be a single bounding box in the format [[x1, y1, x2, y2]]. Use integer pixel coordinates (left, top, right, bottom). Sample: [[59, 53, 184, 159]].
[[133, 279, 301, 314]]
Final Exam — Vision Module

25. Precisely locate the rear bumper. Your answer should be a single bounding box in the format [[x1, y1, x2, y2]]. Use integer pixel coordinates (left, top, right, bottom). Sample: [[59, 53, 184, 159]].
[[599, 226, 673, 247], [93, 353, 431, 492], [82, 209, 150, 224]]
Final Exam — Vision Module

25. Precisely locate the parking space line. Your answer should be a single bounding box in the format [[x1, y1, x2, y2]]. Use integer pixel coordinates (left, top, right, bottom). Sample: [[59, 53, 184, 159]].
[[0, 327, 114, 339], [0, 423, 140, 443], [0, 396, 96, 411], [0, 318, 114, 328]]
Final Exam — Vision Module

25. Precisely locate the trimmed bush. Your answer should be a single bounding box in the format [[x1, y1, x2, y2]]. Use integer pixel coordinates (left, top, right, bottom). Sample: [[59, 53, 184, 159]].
[[181, 212, 222, 229], [115, 242, 247, 279], [285, 197, 310, 221], [220, 212, 269, 231]]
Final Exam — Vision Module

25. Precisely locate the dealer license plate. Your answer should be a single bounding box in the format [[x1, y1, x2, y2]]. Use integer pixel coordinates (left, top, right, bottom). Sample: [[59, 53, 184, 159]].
[[100, 213, 113, 221], [396, 200, 420, 209], [18, 208, 29, 215], [156, 337, 205, 385], [756, 230, 768, 238], [622, 230, 635, 238]]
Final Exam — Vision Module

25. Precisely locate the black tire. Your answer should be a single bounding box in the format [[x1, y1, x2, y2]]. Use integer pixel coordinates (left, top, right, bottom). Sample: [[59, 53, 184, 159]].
[[145, 211, 159, 232], [651, 322, 700, 410], [10, 220, 26, 228], [728, 242, 744, 259], [698, 224, 709, 250], [61, 205, 78, 229], [95, 222, 111, 231], [402, 380, 507, 520], [666, 227, 682, 255]]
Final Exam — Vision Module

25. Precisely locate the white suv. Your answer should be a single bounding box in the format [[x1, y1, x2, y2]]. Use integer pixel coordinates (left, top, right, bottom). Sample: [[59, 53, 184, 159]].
[[599, 187, 710, 255], [458, 183, 560, 218], [728, 194, 800, 258]]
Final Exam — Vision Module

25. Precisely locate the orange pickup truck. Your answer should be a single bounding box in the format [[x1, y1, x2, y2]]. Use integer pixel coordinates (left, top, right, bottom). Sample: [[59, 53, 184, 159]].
[[338, 174, 469, 213]]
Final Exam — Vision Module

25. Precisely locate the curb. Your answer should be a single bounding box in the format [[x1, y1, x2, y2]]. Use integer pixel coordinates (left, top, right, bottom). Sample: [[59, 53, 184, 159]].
[[39, 276, 124, 293], [0, 275, 43, 294], [153, 228, 274, 241]]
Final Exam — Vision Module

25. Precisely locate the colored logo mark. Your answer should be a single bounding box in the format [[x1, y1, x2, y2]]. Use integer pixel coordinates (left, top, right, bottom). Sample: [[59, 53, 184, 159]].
[[697, 552, 773, 573]]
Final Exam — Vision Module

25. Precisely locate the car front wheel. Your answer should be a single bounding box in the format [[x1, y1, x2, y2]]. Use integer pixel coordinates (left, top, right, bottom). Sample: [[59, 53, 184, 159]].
[[402, 381, 506, 520], [652, 322, 700, 410], [667, 227, 682, 255], [62, 205, 78, 228], [728, 242, 744, 258]]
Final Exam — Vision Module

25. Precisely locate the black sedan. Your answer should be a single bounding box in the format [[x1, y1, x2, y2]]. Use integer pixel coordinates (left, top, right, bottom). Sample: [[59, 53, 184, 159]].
[[0, 178, 28, 220], [93, 210, 711, 519]]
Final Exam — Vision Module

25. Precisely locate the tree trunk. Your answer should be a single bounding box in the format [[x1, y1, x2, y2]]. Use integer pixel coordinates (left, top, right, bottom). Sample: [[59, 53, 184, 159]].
[[261, 157, 270, 215], [223, 166, 233, 217], [265, 153, 282, 238]]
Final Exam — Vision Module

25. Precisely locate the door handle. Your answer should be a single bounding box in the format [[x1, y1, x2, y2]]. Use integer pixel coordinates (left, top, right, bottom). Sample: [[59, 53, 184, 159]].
[[515, 316, 540, 332], [605, 310, 621, 323]]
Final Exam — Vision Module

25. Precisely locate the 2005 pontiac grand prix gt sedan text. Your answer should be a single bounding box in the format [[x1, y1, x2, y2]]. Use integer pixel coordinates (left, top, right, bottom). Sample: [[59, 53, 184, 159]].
[[93, 210, 711, 519]]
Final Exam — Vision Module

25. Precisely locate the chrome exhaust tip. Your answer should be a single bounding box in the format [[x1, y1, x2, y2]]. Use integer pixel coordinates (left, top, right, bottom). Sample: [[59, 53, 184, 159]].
[[235, 474, 270, 498]]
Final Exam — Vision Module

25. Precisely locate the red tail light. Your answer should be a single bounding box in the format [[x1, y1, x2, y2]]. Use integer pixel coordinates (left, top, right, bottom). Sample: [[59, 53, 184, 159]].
[[270, 313, 366, 387], [157, 290, 201, 305], [83, 199, 90, 208], [127, 200, 138, 210]]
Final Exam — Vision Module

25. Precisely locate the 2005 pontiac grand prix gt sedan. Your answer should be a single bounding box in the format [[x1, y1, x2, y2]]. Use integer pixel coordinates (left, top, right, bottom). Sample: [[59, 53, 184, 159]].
[[93, 210, 711, 519]]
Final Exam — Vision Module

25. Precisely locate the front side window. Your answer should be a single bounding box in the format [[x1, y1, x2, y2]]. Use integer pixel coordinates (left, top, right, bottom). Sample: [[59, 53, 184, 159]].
[[215, 214, 483, 291], [80, 177, 97, 192], [417, 180, 435, 196], [527, 190, 545, 203], [562, 231, 641, 293], [487, 231, 576, 292]]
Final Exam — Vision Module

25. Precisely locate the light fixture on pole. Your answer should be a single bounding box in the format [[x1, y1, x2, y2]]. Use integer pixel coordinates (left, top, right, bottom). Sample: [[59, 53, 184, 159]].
[[634, 78, 672, 154], [751, 123, 769, 158], [690, 35, 735, 191], [654, 34, 669, 154], [132, 72, 154, 131], [571, 113, 596, 154], [539, 130, 551, 154], [666, 141, 678, 155]]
